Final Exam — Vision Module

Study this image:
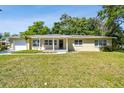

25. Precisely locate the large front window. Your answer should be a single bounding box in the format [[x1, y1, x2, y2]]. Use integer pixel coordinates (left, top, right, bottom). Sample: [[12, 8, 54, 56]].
[[49, 40, 52, 45], [33, 40, 39, 46], [54, 40, 57, 45], [45, 40, 49, 45], [95, 40, 107, 47], [44, 40, 57, 45], [74, 40, 83, 46]]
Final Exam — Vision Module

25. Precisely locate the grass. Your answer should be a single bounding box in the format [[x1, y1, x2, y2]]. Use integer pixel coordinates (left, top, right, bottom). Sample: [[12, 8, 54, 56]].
[[0, 52, 124, 88], [12, 50, 43, 53]]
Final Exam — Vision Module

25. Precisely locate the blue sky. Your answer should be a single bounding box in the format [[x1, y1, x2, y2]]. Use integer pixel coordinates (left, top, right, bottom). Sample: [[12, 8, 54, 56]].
[[0, 5, 102, 34]]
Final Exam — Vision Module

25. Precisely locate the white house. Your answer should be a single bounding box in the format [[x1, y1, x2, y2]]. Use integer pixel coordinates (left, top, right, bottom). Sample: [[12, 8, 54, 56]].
[[10, 34, 113, 52]]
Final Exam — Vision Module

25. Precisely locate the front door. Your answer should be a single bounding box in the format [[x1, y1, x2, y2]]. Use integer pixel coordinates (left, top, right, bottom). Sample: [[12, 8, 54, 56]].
[[59, 40, 63, 49]]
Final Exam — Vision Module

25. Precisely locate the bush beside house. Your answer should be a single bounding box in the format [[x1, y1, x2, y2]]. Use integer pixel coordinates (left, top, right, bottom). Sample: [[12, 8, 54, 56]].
[[100, 46, 113, 52], [0, 45, 9, 52]]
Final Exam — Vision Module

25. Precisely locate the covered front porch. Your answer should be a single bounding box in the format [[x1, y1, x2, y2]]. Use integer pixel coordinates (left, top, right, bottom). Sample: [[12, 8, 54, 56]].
[[28, 38, 69, 52]]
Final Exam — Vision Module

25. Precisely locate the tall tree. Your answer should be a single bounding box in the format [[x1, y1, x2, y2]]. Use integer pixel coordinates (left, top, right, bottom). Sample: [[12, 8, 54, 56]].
[[3, 32, 10, 38], [98, 5, 124, 35], [20, 21, 50, 35], [98, 5, 124, 48], [0, 10, 3, 40], [0, 32, 10, 40], [52, 14, 102, 35], [1, 32, 10, 40]]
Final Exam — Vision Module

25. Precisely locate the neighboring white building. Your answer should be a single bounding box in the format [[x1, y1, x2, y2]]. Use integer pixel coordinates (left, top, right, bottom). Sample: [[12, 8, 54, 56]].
[[10, 34, 113, 52]]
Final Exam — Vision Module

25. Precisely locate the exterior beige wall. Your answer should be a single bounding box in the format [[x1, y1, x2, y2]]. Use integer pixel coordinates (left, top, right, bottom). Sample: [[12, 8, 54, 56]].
[[26, 39, 30, 50], [68, 38, 112, 52], [107, 40, 112, 46], [32, 46, 39, 50]]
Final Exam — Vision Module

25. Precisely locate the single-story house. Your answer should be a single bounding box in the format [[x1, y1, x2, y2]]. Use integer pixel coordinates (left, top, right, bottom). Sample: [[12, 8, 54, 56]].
[[10, 34, 114, 52]]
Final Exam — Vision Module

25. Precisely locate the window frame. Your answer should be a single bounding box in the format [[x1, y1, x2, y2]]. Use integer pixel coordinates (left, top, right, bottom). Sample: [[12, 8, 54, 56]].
[[54, 40, 57, 45], [74, 40, 83, 46], [49, 40, 52, 45], [95, 40, 107, 47], [103, 40, 107, 46], [44, 40, 57, 45], [44, 40, 49, 45], [32, 40, 39, 47]]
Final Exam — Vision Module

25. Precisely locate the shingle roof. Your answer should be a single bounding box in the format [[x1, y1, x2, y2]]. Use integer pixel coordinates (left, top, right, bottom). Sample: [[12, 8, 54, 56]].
[[10, 34, 114, 39], [28, 34, 70, 38], [27, 34, 114, 39]]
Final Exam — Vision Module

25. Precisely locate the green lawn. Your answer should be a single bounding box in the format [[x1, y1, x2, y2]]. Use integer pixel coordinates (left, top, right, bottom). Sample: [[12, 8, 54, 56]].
[[0, 52, 124, 88]]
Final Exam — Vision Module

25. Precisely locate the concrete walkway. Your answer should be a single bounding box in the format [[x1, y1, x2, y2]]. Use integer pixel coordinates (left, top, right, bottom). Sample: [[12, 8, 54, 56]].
[[0, 50, 13, 54]]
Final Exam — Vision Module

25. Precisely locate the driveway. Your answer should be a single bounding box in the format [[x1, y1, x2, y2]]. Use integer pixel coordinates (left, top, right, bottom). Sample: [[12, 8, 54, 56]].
[[0, 51, 11, 55]]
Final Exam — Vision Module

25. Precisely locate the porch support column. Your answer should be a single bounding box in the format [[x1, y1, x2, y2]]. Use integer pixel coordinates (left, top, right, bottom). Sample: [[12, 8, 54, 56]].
[[26, 39, 29, 50], [13, 40, 15, 50], [29, 39, 32, 50], [53, 38, 55, 51], [66, 38, 68, 51], [41, 39, 45, 50], [39, 38, 41, 50]]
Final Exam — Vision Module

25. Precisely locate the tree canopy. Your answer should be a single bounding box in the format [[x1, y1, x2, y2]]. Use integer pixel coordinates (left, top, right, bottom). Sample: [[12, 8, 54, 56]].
[[98, 5, 124, 48], [0, 32, 10, 40], [98, 5, 124, 35], [52, 14, 103, 35], [20, 21, 50, 35]]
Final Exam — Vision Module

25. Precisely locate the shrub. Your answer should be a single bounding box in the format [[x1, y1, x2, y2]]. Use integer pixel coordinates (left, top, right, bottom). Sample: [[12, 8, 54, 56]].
[[113, 49, 124, 53], [0, 45, 9, 52], [13, 50, 42, 53], [100, 46, 113, 52]]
